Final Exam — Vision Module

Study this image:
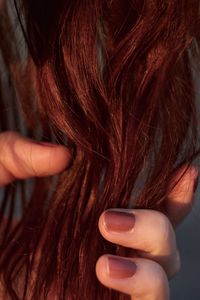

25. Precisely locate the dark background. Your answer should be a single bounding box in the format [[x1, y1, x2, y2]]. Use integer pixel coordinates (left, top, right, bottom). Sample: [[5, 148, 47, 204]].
[[170, 174, 200, 299]]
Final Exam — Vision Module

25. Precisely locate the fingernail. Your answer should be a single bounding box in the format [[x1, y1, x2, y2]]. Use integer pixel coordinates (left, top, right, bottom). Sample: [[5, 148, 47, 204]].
[[103, 210, 135, 232], [107, 256, 137, 279]]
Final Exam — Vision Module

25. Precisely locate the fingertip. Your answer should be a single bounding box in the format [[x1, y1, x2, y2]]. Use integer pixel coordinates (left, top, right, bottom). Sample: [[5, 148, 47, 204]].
[[38, 144, 73, 175], [0, 132, 74, 184], [168, 164, 199, 199], [21, 139, 73, 177], [95, 255, 109, 286], [98, 210, 111, 237], [165, 164, 199, 226], [98, 211, 105, 232], [96, 255, 170, 299]]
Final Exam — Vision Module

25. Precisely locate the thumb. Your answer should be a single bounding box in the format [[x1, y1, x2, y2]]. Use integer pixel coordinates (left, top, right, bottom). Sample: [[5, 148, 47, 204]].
[[0, 131, 72, 186]]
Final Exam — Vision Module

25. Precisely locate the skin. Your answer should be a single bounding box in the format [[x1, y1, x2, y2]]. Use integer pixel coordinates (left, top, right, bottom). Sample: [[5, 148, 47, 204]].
[[96, 161, 198, 299], [0, 130, 198, 299]]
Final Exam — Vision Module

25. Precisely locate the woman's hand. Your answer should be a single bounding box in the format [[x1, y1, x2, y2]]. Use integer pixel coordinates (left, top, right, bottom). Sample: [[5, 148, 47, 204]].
[[0, 131, 198, 299], [0, 130, 72, 187], [96, 165, 198, 300]]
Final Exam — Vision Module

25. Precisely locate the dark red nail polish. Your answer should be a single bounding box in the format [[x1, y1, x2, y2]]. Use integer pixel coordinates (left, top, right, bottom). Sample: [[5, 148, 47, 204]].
[[103, 210, 135, 232], [107, 255, 137, 279]]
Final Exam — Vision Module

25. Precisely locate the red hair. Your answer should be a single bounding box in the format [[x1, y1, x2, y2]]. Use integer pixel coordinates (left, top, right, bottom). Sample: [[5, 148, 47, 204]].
[[0, 0, 200, 299]]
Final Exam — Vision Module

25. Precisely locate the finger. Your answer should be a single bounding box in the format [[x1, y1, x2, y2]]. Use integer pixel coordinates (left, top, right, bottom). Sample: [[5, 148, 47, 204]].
[[0, 131, 72, 186], [98, 208, 180, 279], [164, 164, 199, 227], [96, 255, 169, 300]]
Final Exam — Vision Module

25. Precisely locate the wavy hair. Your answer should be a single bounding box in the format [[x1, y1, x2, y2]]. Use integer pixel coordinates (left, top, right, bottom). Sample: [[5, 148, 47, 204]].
[[0, 0, 200, 299]]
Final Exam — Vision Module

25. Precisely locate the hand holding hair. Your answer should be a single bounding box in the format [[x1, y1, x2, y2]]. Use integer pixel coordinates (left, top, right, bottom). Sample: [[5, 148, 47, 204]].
[[1, 0, 200, 298], [0, 131, 198, 299], [96, 166, 199, 300]]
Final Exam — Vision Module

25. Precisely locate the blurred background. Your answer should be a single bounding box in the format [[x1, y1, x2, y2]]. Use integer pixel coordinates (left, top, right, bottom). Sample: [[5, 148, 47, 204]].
[[170, 173, 200, 299]]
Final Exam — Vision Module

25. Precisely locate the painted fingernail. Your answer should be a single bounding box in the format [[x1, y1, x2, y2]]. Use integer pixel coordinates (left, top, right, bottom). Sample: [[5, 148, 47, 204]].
[[107, 256, 137, 279], [103, 210, 135, 232]]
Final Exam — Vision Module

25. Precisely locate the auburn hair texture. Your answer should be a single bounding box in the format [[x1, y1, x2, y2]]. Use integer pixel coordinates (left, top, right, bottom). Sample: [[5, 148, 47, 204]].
[[0, 0, 200, 299]]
